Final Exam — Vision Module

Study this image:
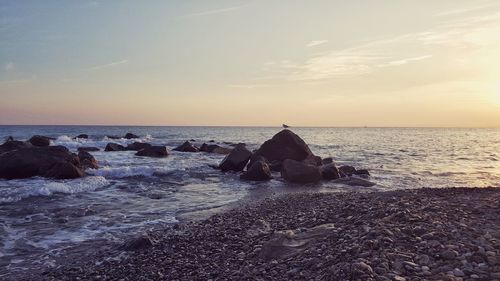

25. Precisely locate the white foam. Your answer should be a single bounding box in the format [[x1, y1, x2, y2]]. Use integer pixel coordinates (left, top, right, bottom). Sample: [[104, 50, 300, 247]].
[[0, 176, 109, 203], [53, 135, 155, 151], [88, 166, 170, 178]]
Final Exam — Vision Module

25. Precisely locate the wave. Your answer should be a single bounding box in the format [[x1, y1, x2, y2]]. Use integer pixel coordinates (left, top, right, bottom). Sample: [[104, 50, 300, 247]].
[[87, 166, 172, 178], [0, 176, 109, 203], [52, 135, 154, 151]]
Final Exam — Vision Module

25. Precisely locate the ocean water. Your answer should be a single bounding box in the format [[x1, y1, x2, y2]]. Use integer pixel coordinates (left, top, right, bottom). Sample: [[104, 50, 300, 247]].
[[0, 126, 499, 276]]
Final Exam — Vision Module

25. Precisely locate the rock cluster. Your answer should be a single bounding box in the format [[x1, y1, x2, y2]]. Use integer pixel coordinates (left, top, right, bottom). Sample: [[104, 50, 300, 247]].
[[45, 188, 500, 281]]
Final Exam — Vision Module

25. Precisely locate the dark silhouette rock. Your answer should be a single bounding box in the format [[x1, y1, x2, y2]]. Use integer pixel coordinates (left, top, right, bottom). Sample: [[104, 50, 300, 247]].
[[126, 142, 152, 151], [0, 140, 32, 154], [281, 159, 321, 183], [246, 154, 268, 170], [105, 143, 126, 152], [269, 160, 283, 172], [119, 234, 156, 251], [173, 141, 199, 152], [200, 143, 232, 154], [124, 133, 139, 139], [5, 136, 14, 142], [354, 169, 371, 177], [321, 157, 334, 165], [209, 140, 215, 143], [303, 155, 322, 166], [77, 147, 100, 152], [338, 165, 357, 177], [0, 146, 84, 179], [107, 135, 121, 140], [28, 135, 51, 147], [321, 163, 340, 180], [212, 147, 232, 154], [254, 129, 315, 162], [240, 161, 272, 181], [219, 144, 252, 172], [78, 151, 99, 169], [75, 134, 88, 139], [135, 146, 168, 158]]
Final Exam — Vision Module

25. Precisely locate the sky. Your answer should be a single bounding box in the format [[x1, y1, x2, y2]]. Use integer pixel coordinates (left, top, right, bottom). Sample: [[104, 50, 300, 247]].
[[1, 0, 500, 127]]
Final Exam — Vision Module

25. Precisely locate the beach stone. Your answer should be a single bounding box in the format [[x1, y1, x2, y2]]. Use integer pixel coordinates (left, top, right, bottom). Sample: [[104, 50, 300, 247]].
[[240, 161, 272, 181], [28, 135, 51, 147], [246, 219, 272, 237], [173, 141, 199, 152], [253, 129, 316, 162], [105, 143, 126, 151], [119, 234, 156, 251], [338, 165, 357, 177], [75, 134, 88, 139], [78, 151, 98, 169], [0, 146, 84, 179], [124, 133, 139, 139], [135, 146, 168, 158], [281, 159, 321, 183], [77, 147, 100, 152], [126, 142, 152, 151], [219, 144, 252, 172], [351, 262, 374, 278], [321, 163, 340, 180], [354, 169, 371, 177], [441, 250, 459, 260], [333, 177, 376, 187]]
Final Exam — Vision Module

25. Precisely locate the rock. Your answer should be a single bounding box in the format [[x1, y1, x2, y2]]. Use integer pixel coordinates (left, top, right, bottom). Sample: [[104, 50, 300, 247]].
[[338, 165, 357, 177], [281, 159, 321, 183], [105, 143, 126, 152], [173, 141, 199, 152], [269, 160, 283, 172], [302, 155, 322, 166], [28, 135, 51, 147], [78, 151, 99, 169], [333, 177, 376, 187], [321, 163, 340, 180], [119, 234, 156, 251], [351, 262, 374, 278], [77, 147, 100, 152], [246, 219, 272, 238], [5, 136, 14, 142], [126, 142, 152, 151], [106, 135, 121, 140], [212, 147, 232, 154], [441, 249, 459, 260], [0, 146, 84, 179], [0, 140, 32, 154], [322, 157, 333, 165], [354, 169, 370, 177], [135, 146, 168, 158], [219, 144, 252, 172], [200, 143, 232, 154], [75, 134, 88, 139], [124, 133, 139, 139], [246, 154, 268, 170], [254, 129, 316, 162], [240, 161, 272, 181]]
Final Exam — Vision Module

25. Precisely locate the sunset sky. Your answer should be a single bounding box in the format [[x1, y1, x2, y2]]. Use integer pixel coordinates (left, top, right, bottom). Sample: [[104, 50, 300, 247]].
[[1, 0, 500, 127]]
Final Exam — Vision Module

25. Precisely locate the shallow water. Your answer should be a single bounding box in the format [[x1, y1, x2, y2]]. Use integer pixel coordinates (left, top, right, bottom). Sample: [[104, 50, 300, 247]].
[[0, 126, 499, 276]]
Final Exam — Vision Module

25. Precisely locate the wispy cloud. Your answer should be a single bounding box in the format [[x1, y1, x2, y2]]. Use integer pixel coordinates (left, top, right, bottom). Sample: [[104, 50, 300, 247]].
[[306, 40, 328, 47], [87, 59, 129, 70], [228, 84, 276, 89], [383, 55, 433, 66], [181, 5, 246, 18], [435, 2, 500, 17]]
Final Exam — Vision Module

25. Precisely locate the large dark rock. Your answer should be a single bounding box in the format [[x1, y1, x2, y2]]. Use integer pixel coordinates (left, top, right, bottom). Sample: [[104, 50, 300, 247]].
[[338, 165, 357, 177], [246, 154, 268, 170], [321, 163, 340, 180], [281, 159, 321, 183], [173, 141, 199, 152], [200, 143, 232, 154], [0, 140, 32, 154], [107, 135, 121, 140], [126, 142, 152, 151], [77, 147, 100, 152], [75, 134, 89, 139], [105, 143, 126, 152], [78, 151, 99, 169], [124, 133, 139, 139], [303, 155, 322, 166], [28, 135, 51, 147], [0, 146, 84, 179], [5, 136, 14, 142], [322, 157, 334, 165], [240, 161, 272, 181], [254, 129, 315, 162], [219, 144, 252, 172], [135, 146, 168, 158]]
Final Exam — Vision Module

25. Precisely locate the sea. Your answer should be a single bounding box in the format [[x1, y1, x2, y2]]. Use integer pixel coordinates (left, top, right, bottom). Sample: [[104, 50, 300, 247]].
[[0, 126, 499, 276]]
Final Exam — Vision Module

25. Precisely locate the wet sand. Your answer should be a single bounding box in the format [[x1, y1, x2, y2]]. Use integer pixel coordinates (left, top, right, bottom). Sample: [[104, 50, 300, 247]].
[[22, 187, 500, 280]]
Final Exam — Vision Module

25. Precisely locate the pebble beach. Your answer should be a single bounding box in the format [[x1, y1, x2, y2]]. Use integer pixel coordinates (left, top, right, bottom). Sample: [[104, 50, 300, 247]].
[[40, 187, 500, 281]]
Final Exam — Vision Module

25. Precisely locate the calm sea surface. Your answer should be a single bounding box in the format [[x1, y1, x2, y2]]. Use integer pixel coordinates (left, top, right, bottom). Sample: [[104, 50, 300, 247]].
[[0, 126, 499, 276]]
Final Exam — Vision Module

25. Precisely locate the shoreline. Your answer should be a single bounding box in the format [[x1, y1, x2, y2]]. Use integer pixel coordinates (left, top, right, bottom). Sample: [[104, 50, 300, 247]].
[[33, 187, 500, 281]]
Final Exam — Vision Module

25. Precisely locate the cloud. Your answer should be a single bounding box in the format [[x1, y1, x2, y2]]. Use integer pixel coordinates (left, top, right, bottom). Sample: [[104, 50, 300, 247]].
[[87, 59, 129, 70], [306, 40, 328, 47], [181, 5, 246, 18], [228, 84, 276, 89], [383, 55, 433, 66], [435, 2, 500, 17]]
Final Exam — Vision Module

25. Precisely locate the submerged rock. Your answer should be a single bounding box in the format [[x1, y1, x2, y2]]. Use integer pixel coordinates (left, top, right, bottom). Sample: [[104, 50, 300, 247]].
[[124, 133, 139, 139], [0, 146, 84, 179], [5, 136, 14, 142], [240, 160, 272, 181], [77, 147, 100, 152], [219, 144, 252, 172], [333, 177, 376, 187], [173, 141, 199, 152], [126, 142, 152, 151], [78, 151, 99, 169], [105, 143, 126, 152], [321, 157, 334, 165], [135, 146, 168, 158], [75, 134, 89, 139], [254, 129, 315, 162], [28, 135, 52, 147], [338, 165, 357, 177], [281, 159, 321, 183]]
